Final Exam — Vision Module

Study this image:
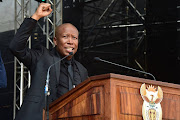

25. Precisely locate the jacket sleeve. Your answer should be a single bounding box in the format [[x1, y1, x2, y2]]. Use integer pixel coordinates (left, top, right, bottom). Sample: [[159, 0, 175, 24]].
[[9, 18, 44, 69]]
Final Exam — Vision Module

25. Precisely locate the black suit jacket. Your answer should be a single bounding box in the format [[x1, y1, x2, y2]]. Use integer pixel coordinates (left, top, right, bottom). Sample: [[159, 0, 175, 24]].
[[9, 18, 88, 120]]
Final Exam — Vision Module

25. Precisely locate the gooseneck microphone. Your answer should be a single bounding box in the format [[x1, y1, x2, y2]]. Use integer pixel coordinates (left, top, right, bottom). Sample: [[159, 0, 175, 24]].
[[44, 52, 73, 120], [45, 52, 73, 95], [94, 57, 156, 80]]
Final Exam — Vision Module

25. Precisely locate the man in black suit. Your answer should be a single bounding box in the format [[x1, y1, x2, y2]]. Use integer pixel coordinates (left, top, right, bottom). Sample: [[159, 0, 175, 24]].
[[9, 3, 88, 120]]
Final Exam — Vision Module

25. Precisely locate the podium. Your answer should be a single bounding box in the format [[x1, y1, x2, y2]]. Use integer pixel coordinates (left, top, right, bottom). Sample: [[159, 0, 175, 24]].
[[48, 73, 180, 120]]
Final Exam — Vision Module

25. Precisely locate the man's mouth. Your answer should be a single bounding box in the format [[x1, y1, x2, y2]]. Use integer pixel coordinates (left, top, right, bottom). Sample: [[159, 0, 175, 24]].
[[66, 47, 74, 51]]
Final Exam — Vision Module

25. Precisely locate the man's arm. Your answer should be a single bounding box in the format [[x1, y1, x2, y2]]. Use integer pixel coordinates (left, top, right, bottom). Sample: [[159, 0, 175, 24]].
[[9, 3, 52, 68]]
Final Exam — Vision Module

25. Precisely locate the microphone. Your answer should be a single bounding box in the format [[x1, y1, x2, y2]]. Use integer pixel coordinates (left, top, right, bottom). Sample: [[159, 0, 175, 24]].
[[94, 57, 156, 80], [45, 52, 73, 96], [44, 52, 73, 120]]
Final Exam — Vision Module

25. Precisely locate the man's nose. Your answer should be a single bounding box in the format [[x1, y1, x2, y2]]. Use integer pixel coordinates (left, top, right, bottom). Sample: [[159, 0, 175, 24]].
[[67, 37, 73, 44]]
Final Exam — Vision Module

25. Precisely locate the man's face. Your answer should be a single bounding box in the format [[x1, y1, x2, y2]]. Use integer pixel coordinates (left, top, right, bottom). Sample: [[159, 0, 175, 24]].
[[53, 24, 79, 60]]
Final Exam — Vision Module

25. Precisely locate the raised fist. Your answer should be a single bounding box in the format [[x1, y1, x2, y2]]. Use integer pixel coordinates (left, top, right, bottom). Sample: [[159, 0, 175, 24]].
[[31, 3, 52, 21]]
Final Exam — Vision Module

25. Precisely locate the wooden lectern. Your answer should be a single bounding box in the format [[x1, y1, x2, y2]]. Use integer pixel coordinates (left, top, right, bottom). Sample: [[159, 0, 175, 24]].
[[48, 73, 180, 120]]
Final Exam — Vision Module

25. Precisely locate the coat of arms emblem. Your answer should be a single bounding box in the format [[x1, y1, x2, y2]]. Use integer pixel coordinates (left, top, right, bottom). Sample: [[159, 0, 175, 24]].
[[140, 83, 163, 120]]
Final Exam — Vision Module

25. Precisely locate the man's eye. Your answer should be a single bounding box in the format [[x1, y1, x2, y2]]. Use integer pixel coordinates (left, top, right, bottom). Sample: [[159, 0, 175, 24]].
[[73, 36, 77, 40], [63, 36, 67, 38]]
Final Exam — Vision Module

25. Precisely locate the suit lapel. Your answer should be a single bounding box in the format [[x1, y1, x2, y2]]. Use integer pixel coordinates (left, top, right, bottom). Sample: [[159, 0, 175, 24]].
[[75, 60, 88, 83], [53, 55, 60, 83], [74, 60, 84, 82], [51, 48, 61, 84]]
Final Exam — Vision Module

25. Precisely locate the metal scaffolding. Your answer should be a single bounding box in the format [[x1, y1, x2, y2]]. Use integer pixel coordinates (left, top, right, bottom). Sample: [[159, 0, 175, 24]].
[[79, 0, 147, 77], [13, 0, 62, 119]]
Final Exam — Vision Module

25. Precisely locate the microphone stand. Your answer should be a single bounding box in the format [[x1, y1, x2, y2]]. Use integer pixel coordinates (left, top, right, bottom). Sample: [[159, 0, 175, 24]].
[[94, 57, 156, 80], [44, 52, 73, 120]]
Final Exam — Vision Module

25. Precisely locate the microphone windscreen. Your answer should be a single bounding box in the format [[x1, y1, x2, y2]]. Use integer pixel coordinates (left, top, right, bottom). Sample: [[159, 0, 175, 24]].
[[94, 57, 101, 61], [69, 52, 73, 55]]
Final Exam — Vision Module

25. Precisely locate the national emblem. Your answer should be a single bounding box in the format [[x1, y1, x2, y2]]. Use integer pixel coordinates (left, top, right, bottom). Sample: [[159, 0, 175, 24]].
[[140, 83, 163, 120]]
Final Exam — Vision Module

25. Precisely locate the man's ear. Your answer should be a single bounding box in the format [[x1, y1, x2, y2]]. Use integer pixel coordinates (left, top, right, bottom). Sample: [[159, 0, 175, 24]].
[[53, 37, 57, 45]]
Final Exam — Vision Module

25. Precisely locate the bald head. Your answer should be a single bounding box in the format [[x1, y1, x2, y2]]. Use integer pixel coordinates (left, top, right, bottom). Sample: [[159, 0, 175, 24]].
[[55, 23, 79, 38]]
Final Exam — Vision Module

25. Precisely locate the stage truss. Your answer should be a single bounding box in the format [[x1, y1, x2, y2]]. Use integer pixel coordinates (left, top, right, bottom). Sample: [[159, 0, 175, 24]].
[[78, 0, 147, 77]]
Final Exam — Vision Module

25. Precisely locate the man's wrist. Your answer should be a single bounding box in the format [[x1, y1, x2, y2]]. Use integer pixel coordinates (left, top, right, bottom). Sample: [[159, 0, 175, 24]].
[[31, 13, 41, 21]]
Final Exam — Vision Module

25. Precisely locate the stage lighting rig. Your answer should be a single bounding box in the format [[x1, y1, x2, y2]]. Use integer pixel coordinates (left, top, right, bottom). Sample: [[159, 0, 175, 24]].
[[35, 0, 46, 3]]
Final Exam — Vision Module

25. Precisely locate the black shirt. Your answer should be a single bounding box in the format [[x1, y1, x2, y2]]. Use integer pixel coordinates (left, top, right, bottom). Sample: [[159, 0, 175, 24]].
[[56, 58, 74, 97]]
